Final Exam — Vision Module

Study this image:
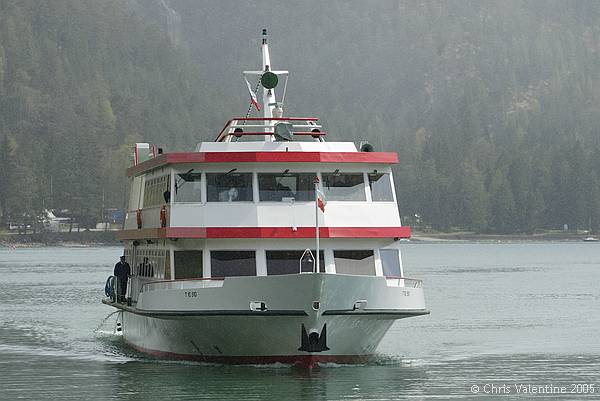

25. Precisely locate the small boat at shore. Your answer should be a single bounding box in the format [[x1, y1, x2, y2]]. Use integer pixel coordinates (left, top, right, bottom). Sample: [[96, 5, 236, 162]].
[[583, 237, 599, 242], [102, 29, 428, 368]]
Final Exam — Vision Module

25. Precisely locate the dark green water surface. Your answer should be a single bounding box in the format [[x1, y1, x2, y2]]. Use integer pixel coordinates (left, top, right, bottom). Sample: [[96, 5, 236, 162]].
[[1, 244, 598, 400]]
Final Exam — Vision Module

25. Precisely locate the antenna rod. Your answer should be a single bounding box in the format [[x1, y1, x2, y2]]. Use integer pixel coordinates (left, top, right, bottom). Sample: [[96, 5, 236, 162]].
[[261, 28, 275, 140]]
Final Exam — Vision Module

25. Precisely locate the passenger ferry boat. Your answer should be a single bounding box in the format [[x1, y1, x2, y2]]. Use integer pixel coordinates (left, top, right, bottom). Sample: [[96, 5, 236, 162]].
[[103, 30, 428, 367]]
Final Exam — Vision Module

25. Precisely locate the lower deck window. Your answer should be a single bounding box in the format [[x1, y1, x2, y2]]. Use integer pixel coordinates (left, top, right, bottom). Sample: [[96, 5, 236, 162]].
[[380, 249, 401, 277], [210, 251, 256, 277], [334, 250, 375, 275], [174, 251, 203, 279], [266, 250, 325, 275]]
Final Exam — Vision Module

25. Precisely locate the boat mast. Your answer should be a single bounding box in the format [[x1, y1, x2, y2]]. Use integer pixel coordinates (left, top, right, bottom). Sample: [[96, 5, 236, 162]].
[[315, 177, 320, 273], [262, 29, 276, 141]]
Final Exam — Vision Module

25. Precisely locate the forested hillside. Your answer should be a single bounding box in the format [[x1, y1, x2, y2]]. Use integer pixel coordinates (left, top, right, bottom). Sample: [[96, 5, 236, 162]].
[[0, 0, 207, 229], [2, 0, 600, 233]]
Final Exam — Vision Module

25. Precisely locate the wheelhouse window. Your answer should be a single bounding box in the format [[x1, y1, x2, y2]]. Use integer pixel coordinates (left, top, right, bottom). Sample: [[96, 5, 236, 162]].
[[379, 249, 401, 277], [210, 251, 256, 277], [175, 172, 202, 202], [206, 172, 253, 202], [334, 250, 375, 275], [174, 251, 203, 279], [258, 173, 315, 202], [143, 175, 171, 207], [266, 250, 325, 275], [368, 173, 394, 202], [322, 173, 366, 201]]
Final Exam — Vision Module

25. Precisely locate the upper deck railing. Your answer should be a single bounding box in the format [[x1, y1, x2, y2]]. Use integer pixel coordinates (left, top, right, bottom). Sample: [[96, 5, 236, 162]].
[[215, 117, 326, 142]]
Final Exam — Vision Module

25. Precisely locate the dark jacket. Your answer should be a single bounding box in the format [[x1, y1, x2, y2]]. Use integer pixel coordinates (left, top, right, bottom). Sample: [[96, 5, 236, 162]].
[[114, 261, 131, 281]]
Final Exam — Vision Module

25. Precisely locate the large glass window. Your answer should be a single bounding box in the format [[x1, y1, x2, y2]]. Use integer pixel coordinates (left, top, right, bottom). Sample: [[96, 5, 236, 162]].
[[175, 172, 202, 202], [210, 251, 256, 277], [368, 173, 394, 202], [143, 175, 171, 207], [379, 249, 401, 277], [258, 173, 315, 202], [206, 173, 253, 202], [266, 250, 325, 275], [334, 250, 375, 275], [174, 251, 203, 279], [322, 173, 366, 201]]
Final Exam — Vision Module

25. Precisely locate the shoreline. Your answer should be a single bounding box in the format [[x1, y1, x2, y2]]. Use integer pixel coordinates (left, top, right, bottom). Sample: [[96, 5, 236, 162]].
[[410, 231, 597, 243], [0, 231, 120, 248]]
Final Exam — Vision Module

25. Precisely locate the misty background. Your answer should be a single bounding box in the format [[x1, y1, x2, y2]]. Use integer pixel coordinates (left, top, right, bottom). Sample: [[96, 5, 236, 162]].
[[1, 0, 600, 234]]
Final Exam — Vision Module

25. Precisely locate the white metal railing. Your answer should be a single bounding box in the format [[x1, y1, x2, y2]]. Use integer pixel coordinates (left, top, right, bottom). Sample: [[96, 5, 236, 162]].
[[129, 275, 421, 295], [141, 278, 225, 293], [215, 117, 325, 142], [129, 276, 160, 301], [107, 275, 127, 302], [385, 277, 423, 288]]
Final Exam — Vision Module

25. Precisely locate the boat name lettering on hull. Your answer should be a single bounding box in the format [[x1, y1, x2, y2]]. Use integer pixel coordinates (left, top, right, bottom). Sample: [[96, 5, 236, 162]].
[[184, 291, 198, 298]]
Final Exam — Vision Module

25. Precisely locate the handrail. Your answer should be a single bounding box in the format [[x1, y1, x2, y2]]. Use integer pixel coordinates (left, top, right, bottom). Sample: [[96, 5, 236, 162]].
[[385, 276, 423, 288], [140, 275, 422, 293], [229, 117, 319, 121], [149, 276, 225, 285], [141, 277, 225, 292], [144, 275, 417, 285], [215, 117, 321, 142], [140, 277, 225, 294], [228, 131, 327, 137]]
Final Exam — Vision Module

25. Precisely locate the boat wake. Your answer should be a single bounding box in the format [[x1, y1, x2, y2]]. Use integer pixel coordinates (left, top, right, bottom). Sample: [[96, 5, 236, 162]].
[[0, 342, 134, 363]]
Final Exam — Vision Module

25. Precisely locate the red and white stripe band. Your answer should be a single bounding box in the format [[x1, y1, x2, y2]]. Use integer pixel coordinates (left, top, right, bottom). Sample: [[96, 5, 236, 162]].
[[128, 151, 399, 177], [116, 226, 411, 240]]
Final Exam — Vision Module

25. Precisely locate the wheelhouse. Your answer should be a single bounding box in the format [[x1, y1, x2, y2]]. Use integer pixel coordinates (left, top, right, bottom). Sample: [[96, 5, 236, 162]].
[[118, 120, 413, 304]]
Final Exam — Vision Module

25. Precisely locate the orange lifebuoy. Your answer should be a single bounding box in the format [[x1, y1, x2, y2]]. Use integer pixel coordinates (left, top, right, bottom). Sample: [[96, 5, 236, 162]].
[[160, 206, 167, 228], [136, 209, 142, 229]]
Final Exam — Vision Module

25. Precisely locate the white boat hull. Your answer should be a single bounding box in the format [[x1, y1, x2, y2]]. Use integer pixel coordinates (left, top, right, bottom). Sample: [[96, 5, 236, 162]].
[[121, 313, 394, 365], [110, 273, 428, 366]]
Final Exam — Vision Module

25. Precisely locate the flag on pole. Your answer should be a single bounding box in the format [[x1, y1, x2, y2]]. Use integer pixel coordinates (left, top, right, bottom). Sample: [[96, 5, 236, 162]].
[[244, 76, 261, 111], [316, 188, 327, 213]]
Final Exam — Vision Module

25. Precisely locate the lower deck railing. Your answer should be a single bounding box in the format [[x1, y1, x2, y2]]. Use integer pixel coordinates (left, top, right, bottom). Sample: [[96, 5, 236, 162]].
[[385, 276, 423, 288], [136, 274, 423, 293], [141, 277, 225, 293]]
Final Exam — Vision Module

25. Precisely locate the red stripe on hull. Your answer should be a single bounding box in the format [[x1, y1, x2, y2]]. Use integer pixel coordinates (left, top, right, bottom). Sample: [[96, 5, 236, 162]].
[[116, 226, 411, 240], [124, 340, 373, 368], [127, 151, 398, 177]]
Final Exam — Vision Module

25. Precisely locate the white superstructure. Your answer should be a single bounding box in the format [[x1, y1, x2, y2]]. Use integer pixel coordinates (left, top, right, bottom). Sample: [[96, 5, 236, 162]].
[[103, 30, 428, 368]]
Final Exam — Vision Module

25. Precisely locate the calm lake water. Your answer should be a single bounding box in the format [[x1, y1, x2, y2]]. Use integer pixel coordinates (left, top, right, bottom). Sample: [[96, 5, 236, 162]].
[[0, 243, 599, 400]]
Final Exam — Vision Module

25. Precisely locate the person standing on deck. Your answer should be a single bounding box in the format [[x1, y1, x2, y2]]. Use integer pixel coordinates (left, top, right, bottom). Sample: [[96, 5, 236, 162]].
[[114, 256, 131, 303]]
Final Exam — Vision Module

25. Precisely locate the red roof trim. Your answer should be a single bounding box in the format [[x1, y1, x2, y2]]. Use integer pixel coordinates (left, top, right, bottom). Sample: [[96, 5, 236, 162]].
[[127, 151, 398, 176], [116, 226, 411, 240]]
